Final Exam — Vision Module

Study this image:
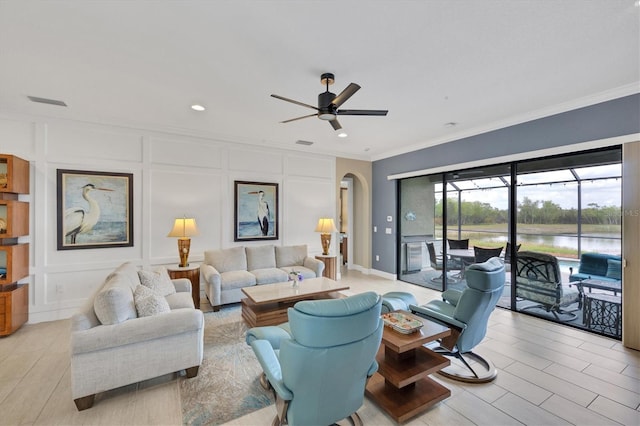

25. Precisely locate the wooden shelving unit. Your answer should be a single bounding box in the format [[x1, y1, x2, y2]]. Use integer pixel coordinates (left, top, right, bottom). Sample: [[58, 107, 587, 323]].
[[0, 154, 30, 336]]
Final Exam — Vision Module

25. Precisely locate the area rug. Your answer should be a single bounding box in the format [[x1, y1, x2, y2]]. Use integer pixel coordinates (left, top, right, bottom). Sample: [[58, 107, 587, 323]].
[[179, 306, 274, 425]]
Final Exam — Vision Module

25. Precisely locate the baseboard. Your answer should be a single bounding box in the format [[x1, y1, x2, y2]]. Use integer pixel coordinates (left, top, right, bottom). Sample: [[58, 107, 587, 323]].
[[28, 306, 78, 324], [369, 268, 397, 281]]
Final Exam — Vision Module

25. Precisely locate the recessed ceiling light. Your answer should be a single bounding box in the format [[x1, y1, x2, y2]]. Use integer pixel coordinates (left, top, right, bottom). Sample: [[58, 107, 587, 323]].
[[191, 104, 206, 111], [295, 140, 314, 146], [337, 131, 348, 138]]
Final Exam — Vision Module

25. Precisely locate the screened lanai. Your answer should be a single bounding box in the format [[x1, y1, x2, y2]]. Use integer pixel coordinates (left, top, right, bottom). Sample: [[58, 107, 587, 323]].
[[398, 147, 622, 338]]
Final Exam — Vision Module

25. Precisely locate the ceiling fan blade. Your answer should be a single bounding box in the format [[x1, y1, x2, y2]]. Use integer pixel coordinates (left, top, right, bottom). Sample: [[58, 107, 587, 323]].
[[337, 109, 388, 116], [281, 113, 317, 123], [332, 83, 360, 108], [271, 94, 318, 111], [330, 118, 342, 131]]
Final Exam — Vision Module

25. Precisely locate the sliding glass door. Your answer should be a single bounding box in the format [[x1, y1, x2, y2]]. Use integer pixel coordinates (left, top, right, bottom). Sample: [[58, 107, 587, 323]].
[[397, 147, 623, 339], [513, 149, 622, 337]]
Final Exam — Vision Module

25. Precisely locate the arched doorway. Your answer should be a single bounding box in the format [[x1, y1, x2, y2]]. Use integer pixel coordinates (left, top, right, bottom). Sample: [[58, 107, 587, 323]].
[[336, 158, 372, 276]]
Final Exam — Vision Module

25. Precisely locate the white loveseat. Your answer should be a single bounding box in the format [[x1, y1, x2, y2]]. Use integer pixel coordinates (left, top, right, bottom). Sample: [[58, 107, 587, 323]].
[[201, 244, 325, 311], [70, 262, 204, 410]]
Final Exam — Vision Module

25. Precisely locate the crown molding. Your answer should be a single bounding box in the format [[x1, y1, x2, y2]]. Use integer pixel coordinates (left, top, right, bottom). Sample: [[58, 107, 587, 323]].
[[372, 83, 640, 162]]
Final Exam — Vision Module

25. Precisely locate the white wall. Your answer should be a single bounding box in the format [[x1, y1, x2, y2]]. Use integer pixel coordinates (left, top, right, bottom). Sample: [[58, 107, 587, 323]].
[[0, 114, 336, 323]]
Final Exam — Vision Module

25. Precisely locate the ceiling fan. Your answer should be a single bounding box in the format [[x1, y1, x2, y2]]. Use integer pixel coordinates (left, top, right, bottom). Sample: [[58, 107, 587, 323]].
[[271, 73, 388, 131]]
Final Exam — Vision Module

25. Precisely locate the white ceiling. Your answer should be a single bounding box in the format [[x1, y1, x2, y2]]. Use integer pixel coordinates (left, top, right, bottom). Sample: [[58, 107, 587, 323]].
[[1, 0, 638, 161]]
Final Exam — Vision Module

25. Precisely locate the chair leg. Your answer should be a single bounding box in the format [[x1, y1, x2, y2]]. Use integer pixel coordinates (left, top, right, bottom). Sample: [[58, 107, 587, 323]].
[[74, 394, 95, 411], [272, 394, 289, 426], [185, 366, 199, 378], [259, 372, 272, 390]]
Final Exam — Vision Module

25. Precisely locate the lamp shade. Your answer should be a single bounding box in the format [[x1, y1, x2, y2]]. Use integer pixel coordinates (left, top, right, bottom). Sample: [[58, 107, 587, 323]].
[[315, 218, 337, 234], [167, 217, 199, 238]]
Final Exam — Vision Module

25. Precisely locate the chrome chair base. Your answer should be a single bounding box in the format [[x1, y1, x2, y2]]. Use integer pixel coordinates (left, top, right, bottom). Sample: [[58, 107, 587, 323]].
[[434, 348, 498, 383]]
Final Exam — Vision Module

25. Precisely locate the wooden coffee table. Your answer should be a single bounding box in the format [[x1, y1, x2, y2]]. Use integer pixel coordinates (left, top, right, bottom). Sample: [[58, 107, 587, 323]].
[[366, 310, 451, 423], [241, 277, 349, 327]]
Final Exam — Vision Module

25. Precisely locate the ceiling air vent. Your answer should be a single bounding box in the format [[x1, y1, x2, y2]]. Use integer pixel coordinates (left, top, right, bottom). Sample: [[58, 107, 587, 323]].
[[27, 96, 67, 107], [295, 140, 314, 146]]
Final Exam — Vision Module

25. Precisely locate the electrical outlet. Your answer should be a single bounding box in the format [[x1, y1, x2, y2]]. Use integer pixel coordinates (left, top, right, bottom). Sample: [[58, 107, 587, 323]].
[[385, 228, 392, 234], [386, 215, 393, 222], [376, 255, 380, 261], [56, 283, 64, 294]]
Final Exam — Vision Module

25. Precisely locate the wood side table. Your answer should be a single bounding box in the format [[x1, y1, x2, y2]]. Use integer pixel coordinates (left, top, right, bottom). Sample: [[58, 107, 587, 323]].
[[315, 255, 337, 280], [167, 264, 200, 309], [366, 311, 451, 423]]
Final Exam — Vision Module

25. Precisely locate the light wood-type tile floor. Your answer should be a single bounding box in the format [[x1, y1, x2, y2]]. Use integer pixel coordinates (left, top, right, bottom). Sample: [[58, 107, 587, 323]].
[[0, 269, 638, 425]]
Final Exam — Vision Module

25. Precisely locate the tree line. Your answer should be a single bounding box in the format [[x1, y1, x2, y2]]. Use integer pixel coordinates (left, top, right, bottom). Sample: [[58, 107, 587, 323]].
[[435, 197, 621, 225]]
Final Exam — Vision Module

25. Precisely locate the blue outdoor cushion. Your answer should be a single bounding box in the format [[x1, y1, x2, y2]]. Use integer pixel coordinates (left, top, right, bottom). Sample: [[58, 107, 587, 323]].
[[606, 259, 622, 280]]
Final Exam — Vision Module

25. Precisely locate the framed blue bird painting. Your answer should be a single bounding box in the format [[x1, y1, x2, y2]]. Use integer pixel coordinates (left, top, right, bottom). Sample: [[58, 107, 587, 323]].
[[234, 181, 278, 241], [57, 169, 133, 250]]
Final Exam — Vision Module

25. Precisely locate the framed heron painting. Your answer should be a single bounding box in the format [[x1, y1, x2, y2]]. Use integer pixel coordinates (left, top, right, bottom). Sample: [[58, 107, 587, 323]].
[[57, 169, 133, 250], [234, 181, 278, 241]]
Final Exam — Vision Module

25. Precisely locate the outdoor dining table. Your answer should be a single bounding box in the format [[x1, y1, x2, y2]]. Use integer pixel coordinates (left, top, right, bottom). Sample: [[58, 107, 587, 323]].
[[443, 248, 475, 279]]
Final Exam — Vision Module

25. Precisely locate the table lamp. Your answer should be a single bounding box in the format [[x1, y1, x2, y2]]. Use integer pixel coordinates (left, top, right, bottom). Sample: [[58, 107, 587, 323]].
[[315, 218, 338, 255], [167, 216, 199, 267]]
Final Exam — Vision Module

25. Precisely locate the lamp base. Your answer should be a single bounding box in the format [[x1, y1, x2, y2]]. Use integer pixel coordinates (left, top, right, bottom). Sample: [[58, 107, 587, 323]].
[[177, 238, 191, 268], [320, 233, 331, 256]]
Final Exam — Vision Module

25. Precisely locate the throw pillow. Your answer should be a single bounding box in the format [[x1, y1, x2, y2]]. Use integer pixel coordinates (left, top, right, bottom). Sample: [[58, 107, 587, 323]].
[[606, 259, 622, 280], [138, 267, 176, 297], [94, 284, 137, 325], [134, 285, 170, 317]]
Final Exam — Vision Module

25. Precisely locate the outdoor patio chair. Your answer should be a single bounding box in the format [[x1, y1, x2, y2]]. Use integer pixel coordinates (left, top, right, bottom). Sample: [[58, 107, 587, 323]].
[[504, 242, 521, 265], [427, 242, 443, 270], [514, 251, 583, 321], [474, 246, 504, 263], [427, 242, 460, 284], [448, 238, 469, 249]]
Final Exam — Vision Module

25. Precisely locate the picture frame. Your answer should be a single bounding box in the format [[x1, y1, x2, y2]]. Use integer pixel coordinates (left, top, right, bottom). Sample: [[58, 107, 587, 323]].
[[57, 169, 133, 250], [234, 180, 278, 241]]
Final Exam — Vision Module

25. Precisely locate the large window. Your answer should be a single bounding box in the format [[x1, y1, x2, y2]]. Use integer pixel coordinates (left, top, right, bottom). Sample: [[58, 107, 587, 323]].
[[397, 147, 622, 339]]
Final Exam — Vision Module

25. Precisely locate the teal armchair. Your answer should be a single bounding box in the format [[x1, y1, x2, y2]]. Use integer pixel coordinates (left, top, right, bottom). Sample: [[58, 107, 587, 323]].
[[246, 292, 383, 426], [410, 257, 505, 382]]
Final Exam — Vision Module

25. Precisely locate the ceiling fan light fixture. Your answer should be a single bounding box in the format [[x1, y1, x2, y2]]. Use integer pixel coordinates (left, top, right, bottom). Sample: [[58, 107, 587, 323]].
[[272, 73, 388, 132], [318, 112, 336, 120]]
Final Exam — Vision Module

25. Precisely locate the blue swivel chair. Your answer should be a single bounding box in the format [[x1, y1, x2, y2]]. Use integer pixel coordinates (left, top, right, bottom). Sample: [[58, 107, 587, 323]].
[[410, 257, 505, 382], [246, 292, 383, 426]]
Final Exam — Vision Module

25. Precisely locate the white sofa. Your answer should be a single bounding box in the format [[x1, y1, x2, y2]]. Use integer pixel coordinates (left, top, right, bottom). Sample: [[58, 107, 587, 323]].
[[201, 244, 325, 311], [70, 262, 204, 410]]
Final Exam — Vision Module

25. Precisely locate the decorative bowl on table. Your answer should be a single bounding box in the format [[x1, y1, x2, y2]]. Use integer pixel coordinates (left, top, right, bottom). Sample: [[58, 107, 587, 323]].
[[381, 312, 423, 334]]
